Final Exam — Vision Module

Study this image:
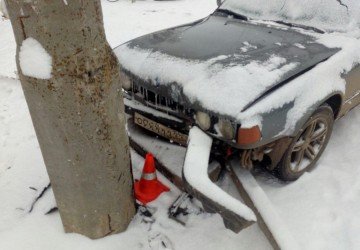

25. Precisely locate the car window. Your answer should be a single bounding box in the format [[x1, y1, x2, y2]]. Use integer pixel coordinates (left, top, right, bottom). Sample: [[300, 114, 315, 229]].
[[219, 0, 360, 32]]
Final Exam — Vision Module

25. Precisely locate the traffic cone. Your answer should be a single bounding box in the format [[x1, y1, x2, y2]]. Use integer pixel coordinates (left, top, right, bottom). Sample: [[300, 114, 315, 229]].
[[134, 153, 170, 204]]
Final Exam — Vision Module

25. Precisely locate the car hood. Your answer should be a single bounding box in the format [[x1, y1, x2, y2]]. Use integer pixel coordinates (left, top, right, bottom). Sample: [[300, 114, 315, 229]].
[[114, 14, 340, 118]]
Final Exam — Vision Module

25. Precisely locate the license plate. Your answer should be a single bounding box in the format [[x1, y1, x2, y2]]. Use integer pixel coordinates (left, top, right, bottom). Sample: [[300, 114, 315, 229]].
[[134, 112, 188, 146]]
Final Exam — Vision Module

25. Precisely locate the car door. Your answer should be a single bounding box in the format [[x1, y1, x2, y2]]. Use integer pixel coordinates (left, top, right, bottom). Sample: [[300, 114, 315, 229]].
[[340, 65, 360, 116]]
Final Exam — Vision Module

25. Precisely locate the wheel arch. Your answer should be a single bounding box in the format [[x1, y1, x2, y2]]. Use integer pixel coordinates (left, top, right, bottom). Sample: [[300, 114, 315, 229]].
[[324, 93, 343, 120]]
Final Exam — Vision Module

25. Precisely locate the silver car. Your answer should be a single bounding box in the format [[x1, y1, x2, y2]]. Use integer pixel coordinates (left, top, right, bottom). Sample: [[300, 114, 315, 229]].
[[115, 0, 360, 181]]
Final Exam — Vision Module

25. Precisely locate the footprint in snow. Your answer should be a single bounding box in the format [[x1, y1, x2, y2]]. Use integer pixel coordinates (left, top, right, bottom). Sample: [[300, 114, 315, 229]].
[[148, 232, 174, 250]]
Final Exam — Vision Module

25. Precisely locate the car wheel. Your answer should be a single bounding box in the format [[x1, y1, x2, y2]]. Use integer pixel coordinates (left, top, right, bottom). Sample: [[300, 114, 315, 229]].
[[277, 104, 334, 181]]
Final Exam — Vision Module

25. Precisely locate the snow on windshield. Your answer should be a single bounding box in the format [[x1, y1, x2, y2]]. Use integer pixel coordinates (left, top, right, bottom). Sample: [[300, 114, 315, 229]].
[[220, 0, 360, 32]]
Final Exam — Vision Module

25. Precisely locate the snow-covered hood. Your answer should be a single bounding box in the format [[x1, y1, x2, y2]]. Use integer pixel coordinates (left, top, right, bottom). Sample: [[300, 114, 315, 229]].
[[114, 15, 339, 120]]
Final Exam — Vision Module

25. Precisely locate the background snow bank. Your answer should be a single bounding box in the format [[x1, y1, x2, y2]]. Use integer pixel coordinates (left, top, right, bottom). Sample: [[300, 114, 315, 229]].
[[221, 0, 360, 32]]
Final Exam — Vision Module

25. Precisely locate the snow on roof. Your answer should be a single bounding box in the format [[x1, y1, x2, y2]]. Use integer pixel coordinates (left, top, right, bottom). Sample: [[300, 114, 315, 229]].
[[19, 37, 52, 80], [220, 0, 360, 32]]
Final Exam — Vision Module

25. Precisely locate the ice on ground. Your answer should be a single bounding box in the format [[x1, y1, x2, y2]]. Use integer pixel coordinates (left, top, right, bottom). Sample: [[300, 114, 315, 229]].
[[19, 38, 52, 79], [184, 127, 256, 221], [0, 77, 50, 230]]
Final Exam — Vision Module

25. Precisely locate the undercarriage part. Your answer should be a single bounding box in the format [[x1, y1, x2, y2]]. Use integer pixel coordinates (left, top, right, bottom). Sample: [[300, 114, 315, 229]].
[[239, 137, 292, 171], [168, 193, 203, 226], [136, 202, 156, 224], [168, 193, 190, 226], [184, 180, 255, 233], [208, 161, 223, 182], [265, 137, 292, 170], [240, 150, 253, 170], [183, 127, 255, 233]]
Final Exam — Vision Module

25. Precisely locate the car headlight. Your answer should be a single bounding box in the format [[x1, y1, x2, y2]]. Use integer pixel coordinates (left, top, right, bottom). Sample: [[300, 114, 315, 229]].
[[195, 111, 211, 131], [217, 119, 235, 140], [120, 71, 132, 91]]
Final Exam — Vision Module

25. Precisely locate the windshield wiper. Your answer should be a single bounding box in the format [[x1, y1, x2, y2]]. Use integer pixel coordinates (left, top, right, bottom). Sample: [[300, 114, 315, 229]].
[[273, 20, 325, 34], [215, 9, 248, 21]]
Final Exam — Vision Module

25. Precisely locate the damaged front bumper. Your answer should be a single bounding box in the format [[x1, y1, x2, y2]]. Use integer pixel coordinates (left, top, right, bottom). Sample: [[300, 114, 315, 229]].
[[126, 110, 291, 234], [183, 127, 256, 232], [124, 96, 291, 171]]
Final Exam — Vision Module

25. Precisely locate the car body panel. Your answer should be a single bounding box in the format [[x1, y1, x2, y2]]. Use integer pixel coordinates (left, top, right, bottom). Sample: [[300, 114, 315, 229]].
[[126, 14, 337, 63], [121, 14, 340, 115], [340, 65, 360, 117]]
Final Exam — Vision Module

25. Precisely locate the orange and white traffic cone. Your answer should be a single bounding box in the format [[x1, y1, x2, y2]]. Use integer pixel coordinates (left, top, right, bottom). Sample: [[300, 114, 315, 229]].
[[134, 153, 170, 204]]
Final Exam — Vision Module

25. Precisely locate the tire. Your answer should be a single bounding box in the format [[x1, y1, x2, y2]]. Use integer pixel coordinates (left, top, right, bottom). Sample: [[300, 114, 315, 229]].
[[277, 104, 334, 181]]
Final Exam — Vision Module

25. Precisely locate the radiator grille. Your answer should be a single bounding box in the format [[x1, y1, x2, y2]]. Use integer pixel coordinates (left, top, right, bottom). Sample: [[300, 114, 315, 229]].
[[131, 83, 185, 114]]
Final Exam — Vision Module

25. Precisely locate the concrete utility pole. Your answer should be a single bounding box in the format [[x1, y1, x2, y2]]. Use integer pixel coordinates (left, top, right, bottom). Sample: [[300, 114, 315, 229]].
[[5, 0, 136, 239]]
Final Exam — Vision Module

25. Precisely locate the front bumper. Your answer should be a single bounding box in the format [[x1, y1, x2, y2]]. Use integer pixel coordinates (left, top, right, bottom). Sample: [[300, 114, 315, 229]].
[[124, 94, 291, 170]]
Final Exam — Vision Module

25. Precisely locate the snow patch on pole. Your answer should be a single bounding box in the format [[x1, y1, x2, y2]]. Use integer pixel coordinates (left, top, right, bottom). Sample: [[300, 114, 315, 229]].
[[19, 37, 52, 79]]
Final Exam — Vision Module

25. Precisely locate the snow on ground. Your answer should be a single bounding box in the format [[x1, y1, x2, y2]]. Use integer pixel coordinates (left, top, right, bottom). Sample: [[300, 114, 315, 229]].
[[254, 108, 360, 249], [102, 0, 216, 48], [1, 0, 360, 249]]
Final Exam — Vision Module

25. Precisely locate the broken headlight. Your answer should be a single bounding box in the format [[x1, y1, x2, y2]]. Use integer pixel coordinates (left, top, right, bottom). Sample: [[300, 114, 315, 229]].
[[195, 111, 211, 131], [216, 119, 235, 140], [120, 70, 132, 91]]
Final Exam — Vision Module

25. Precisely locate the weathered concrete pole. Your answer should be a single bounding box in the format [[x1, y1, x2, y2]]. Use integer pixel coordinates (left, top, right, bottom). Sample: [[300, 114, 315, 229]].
[[5, 0, 136, 239]]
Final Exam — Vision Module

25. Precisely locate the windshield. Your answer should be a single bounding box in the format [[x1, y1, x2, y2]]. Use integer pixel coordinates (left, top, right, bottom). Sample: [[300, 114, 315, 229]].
[[219, 0, 360, 32]]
